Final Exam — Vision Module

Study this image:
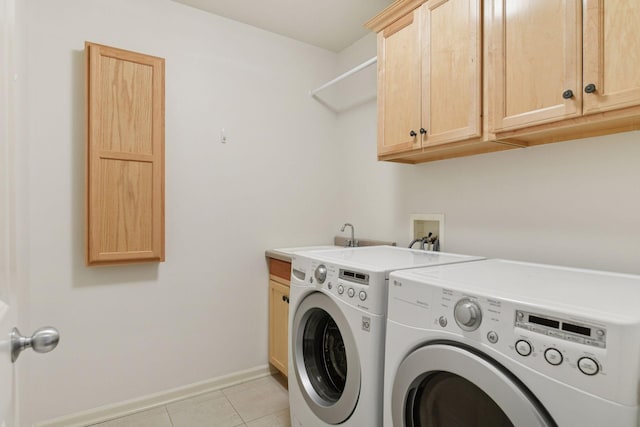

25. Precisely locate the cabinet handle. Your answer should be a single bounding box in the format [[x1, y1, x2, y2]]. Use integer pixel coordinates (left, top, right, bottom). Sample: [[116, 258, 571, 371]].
[[562, 90, 574, 99], [409, 130, 417, 137], [584, 84, 596, 94], [419, 128, 427, 135], [282, 295, 286, 302], [285, 296, 290, 304]]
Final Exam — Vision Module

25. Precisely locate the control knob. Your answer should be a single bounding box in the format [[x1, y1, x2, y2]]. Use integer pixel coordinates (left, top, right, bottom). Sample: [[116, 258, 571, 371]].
[[454, 298, 482, 331], [314, 265, 327, 284]]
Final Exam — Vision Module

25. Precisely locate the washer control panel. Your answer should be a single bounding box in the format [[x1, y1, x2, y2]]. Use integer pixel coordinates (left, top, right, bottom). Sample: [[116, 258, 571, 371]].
[[302, 259, 386, 315]]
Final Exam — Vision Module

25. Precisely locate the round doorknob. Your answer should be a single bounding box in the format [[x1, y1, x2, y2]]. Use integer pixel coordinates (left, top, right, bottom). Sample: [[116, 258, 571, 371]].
[[584, 84, 597, 94], [419, 128, 427, 135], [11, 326, 60, 363], [409, 130, 417, 137], [562, 89, 574, 99]]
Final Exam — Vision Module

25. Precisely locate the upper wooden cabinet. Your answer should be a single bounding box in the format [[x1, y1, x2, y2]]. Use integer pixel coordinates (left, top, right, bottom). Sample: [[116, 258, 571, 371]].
[[368, 0, 510, 163], [423, 0, 482, 146], [489, 0, 640, 138], [377, 8, 423, 156], [489, 0, 583, 132], [86, 42, 165, 266], [582, 0, 640, 115], [367, 0, 640, 161]]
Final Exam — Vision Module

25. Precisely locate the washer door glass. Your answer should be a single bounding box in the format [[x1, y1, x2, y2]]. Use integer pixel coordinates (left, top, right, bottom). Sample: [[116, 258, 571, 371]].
[[392, 342, 556, 427], [303, 308, 347, 402], [408, 371, 512, 426], [292, 292, 361, 425]]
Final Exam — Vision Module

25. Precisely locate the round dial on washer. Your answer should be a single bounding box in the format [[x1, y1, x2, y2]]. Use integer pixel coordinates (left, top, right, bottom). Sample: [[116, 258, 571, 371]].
[[358, 291, 367, 301], [578, 357, 599, 376], [544, 348, 563, 366], [515, 340, 532, 356], [314, 265, 327, 284], [347, 288, 355, 298], [454, 298, 483, 331], [337, 285, 344, 295]]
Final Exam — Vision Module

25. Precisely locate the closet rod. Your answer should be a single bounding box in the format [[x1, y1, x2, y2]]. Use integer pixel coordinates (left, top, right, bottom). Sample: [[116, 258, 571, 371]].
[[309, 56, 377, 96]]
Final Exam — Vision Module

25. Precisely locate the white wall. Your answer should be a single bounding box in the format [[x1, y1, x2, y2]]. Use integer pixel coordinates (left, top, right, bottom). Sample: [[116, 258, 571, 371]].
[[336, 35, 640, 275], [19, 1, 640, 423], [20, 0, 343, 423]]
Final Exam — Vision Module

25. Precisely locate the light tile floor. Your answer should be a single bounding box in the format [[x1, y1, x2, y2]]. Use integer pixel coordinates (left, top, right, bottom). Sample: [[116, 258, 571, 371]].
[[90, 374, 291, 427]]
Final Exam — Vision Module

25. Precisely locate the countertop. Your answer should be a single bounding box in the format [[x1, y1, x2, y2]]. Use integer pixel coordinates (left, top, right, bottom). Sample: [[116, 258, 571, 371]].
[[265, 237, 396, 263]]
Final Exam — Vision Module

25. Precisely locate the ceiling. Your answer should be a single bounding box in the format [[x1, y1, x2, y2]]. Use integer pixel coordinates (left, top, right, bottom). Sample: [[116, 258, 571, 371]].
[[173, 0, 395, 52]]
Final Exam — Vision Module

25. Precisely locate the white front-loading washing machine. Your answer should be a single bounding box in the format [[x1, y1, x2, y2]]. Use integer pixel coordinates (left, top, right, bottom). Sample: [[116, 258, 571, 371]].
[[384, 259, 640, 427], [288, 246, 484, 426]]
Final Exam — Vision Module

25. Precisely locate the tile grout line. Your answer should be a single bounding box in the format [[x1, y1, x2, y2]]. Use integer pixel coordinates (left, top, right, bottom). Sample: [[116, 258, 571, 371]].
[[163, 404, 175, 427], [222, 376, 290, 426], [220, 386, 248, 426]]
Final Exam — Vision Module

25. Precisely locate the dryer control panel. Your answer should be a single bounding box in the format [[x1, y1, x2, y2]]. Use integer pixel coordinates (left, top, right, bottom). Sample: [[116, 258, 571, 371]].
[[514, 310, 606, 349], [386, 274, 640, 407]]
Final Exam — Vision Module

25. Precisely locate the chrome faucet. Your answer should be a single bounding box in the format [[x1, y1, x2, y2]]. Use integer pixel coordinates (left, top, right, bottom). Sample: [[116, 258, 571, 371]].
[[340, 223, 358, 247]]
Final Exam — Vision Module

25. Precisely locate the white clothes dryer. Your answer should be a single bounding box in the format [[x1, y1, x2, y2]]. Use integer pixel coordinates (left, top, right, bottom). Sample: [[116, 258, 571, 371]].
[[384, 259, 640, 427], [288, 246, 484, 427]]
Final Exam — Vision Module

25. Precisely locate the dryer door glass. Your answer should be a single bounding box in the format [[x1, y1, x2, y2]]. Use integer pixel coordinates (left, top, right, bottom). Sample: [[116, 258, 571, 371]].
[[302, 308, 347, 402], [392, 343, 555, 427], [409, 372, 512, 426]]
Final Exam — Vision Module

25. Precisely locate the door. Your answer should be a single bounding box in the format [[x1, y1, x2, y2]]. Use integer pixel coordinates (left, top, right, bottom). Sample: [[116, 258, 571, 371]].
[[423, 0, 482, 146], [291, 292, 360, 424], [0, 0, 18, 423], [391, 342, 556, 426], [583, 0, 640, 114], [377, 7, 423, 156], [490, 0, 582, 132]]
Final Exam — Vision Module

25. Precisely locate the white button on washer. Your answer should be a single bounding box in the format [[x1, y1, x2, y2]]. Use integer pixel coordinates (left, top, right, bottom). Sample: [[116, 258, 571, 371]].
[[578, 357, 599, 376], [337, 285, 344, 295], [515, 340, 532, 356], [487, 331, 499, 344], [347, 288, 355, 298], [358, 291, 367, 301], [544, 348, 563, 366]]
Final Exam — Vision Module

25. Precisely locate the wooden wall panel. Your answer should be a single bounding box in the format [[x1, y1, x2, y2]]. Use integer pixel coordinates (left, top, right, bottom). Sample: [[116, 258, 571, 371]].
[[86, 42, 165, 266]]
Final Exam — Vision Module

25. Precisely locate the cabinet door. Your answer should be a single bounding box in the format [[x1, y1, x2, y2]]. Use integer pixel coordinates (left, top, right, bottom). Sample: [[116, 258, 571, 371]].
[[583, 0, 640, 114], [86, 43, 165, 265], [269, 280, 289, 376], [377, 8, 423, 156], [490, 0, 582, 132], [422, 0, 482, 146]]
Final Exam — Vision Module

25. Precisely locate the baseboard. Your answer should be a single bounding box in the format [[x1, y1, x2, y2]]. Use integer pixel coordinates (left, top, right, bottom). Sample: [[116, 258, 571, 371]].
[[34, 365, 273, 427]]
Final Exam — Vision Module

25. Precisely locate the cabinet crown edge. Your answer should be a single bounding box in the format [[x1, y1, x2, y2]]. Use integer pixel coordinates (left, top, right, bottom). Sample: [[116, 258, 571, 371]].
[[365, 0, 427, 32]]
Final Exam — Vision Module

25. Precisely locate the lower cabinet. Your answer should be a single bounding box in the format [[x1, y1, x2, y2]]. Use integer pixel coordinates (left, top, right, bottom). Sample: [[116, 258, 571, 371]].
[[269, 280, 290, 376], [268, 257, 291, 377]]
